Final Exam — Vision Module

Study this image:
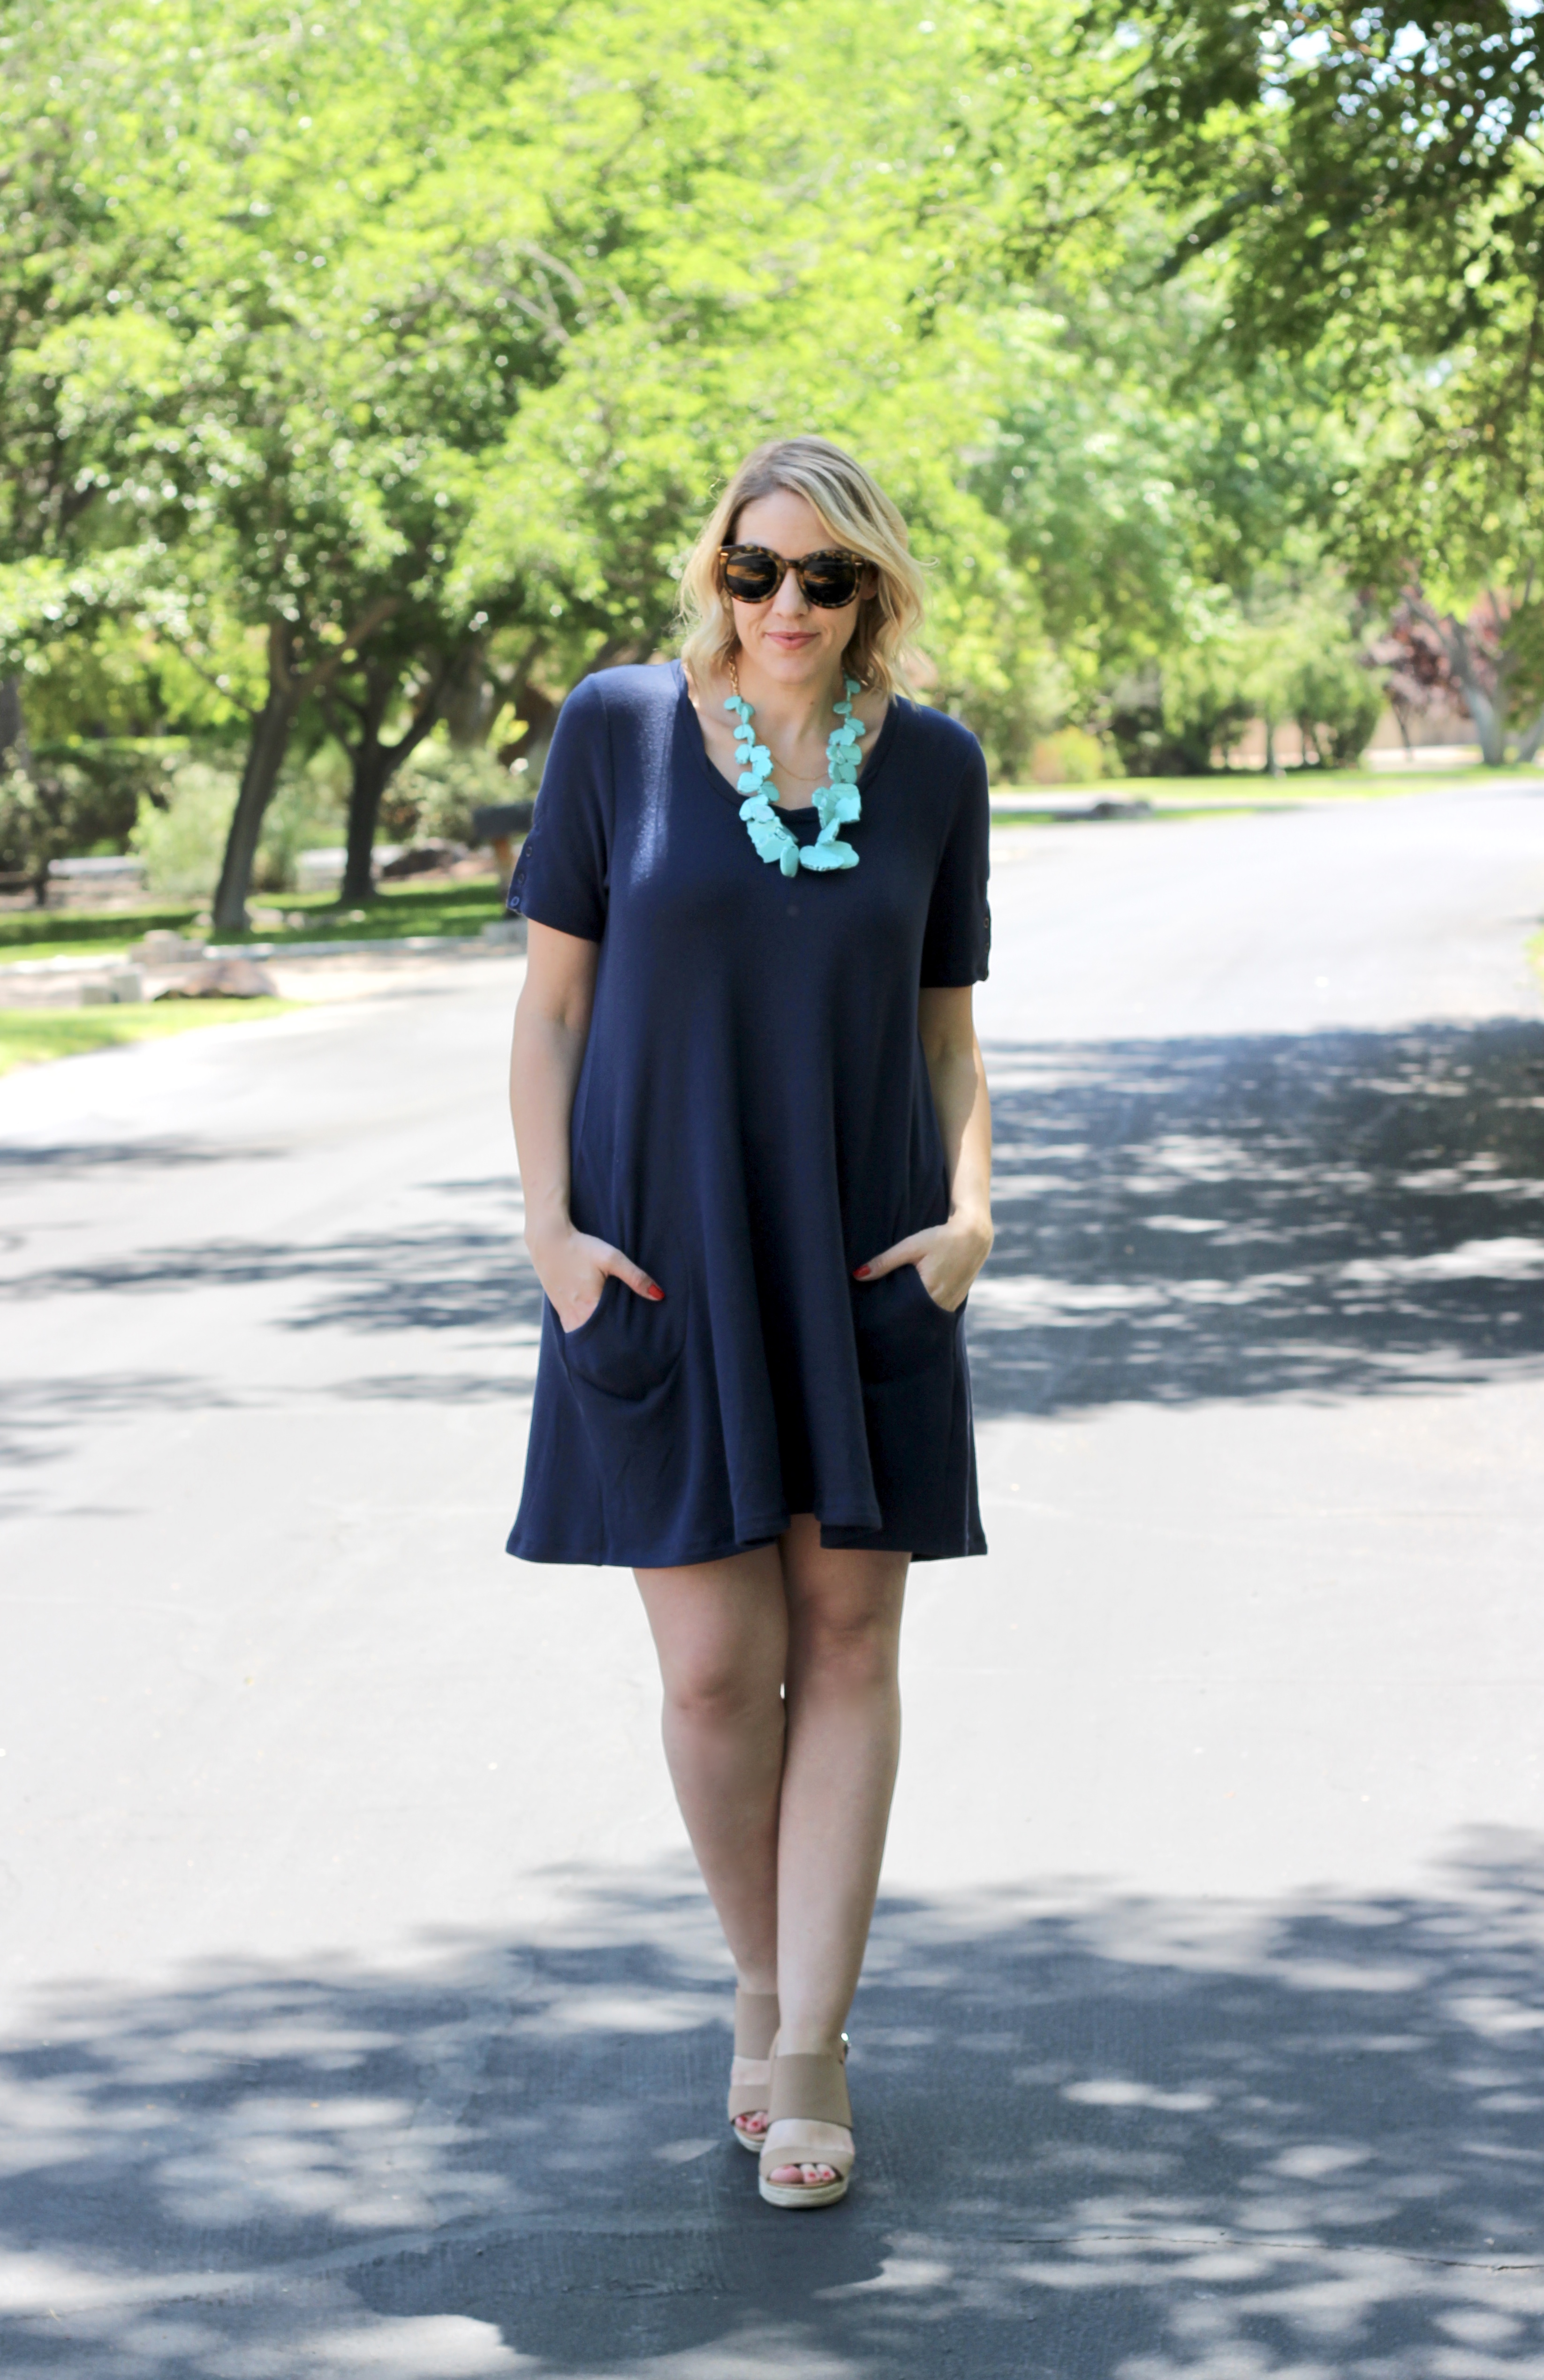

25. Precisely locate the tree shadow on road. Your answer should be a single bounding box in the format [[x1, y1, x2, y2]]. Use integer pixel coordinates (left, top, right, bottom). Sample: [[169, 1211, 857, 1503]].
[[0, 1137, 272, 1179], [7, 1019, 1543, 1436], [971, 1018, 1544, 1418], [6, 1835, 1544, 2377]]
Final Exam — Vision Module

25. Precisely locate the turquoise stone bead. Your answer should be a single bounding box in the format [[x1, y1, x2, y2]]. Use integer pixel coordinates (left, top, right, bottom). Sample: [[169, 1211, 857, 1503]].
[[727, 675, 863, 876]]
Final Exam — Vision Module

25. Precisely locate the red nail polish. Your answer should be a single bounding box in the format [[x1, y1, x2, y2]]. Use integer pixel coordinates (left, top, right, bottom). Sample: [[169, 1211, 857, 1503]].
[[647, 1284, 665, 1300], [853, 1264, 871, 1278]]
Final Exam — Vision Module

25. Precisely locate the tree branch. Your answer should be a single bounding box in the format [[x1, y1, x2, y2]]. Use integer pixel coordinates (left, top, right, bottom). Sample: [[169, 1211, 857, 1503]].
[[292, 597, 401, 703]]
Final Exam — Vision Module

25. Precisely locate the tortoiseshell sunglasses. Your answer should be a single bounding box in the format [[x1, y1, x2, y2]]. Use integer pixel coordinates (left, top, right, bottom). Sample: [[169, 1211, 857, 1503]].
[[719, 544, 867, 609]]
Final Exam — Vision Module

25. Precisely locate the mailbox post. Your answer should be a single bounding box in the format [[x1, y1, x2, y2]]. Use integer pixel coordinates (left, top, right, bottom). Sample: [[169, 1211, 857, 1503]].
[[471, 801, 535, 899]]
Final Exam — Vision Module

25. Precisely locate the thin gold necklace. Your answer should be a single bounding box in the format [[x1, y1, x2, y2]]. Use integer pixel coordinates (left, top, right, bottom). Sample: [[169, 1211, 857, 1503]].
[[727, 660, 836, 782]]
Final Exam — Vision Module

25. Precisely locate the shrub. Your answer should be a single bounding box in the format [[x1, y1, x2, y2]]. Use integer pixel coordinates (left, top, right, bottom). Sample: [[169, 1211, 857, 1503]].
[[253, 749, 348, 891], [1291, 652, 1382, 768], [1108, 579, 1380, 776], [129, 761, 240, 898], [382, 738, 523, 846], [1244, 577, 1383, 770], [1029, 726, 1113, 784], [131, 746, 356, 901], [1107, 652, 1253, 776], [0, 748, 170, 900]]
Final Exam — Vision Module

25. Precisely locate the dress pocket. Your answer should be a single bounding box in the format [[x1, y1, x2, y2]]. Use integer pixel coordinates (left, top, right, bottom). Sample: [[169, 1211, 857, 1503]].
[[851, 1262, 961, 1385], [559, 1274, 685, 1400], [554, 1273, 693, 1553]]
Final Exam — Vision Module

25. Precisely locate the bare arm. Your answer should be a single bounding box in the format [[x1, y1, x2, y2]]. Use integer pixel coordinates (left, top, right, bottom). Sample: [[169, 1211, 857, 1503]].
[[509, 920, 662, 1329], [854, 984, 993, 1311]]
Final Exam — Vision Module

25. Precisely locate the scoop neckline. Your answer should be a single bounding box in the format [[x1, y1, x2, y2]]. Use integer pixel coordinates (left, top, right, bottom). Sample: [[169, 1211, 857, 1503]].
[[676, 658, 901, 820]]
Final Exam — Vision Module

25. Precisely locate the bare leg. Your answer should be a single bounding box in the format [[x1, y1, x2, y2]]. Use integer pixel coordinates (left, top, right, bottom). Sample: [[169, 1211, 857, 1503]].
[[769, 1515, 908, 2186], [634, 1542, 788, 1994], [635, 1521, 908, 2185], [775, 1515, 907, 2043]]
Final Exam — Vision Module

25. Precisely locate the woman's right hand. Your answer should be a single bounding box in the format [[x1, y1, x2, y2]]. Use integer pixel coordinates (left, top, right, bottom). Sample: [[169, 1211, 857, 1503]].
[[526, 1225, 663, 1333]]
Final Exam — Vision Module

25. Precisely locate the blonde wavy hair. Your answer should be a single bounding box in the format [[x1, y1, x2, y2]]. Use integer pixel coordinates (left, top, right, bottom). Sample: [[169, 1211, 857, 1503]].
[[677, 437, 926, 695]]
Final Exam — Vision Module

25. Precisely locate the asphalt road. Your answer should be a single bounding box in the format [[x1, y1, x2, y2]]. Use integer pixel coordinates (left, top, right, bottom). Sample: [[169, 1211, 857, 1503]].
[[4, 781, 1544, 2378]]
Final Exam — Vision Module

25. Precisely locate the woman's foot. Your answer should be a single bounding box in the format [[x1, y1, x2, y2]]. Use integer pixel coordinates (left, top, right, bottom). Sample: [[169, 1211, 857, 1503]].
[[728, 1986, 780, 2150], [758, 2040, 854, 2208]]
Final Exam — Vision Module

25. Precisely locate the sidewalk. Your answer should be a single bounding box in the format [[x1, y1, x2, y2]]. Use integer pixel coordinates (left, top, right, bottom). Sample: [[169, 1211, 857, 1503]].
[[0, 919, 526, 1008]]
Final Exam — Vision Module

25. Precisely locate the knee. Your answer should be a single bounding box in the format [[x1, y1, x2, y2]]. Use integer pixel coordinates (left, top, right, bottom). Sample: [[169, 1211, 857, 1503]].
[[792, 1604, 900, 1698], [661, 1647, 778, 1730]]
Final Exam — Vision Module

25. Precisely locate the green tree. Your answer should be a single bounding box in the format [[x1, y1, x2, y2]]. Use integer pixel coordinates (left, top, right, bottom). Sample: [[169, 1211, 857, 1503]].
[[6, 0, 1402, 839], [0, 2, 196, 817], [969, 281, 1348, 724], [85, 0, 579, 928], [1045, 0, 1544, 756]]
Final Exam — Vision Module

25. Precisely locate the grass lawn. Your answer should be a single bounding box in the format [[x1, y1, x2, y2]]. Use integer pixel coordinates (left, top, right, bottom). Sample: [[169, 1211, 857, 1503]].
[[231, 874, 509, 941], [0, 873, 508, 968], [0, 900, 205, 965], [0, 998, 299, 1078]]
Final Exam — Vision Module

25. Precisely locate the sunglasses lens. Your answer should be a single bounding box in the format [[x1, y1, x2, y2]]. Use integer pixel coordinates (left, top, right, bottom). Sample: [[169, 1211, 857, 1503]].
[[722, 551, 780, 602], [799, 555, 862, 608]]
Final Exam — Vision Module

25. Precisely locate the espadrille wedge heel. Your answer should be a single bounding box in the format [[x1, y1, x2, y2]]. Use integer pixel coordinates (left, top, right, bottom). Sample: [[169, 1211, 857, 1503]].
[[757, 2036, 854, 2209]]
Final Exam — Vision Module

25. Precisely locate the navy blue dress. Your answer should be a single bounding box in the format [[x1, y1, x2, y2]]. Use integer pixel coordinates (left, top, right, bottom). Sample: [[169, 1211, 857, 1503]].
[[506, 659, 990, 1569]]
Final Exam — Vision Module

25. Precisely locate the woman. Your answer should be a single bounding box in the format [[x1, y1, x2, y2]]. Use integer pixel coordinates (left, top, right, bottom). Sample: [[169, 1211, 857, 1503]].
[[506, 436, 992, 2208]]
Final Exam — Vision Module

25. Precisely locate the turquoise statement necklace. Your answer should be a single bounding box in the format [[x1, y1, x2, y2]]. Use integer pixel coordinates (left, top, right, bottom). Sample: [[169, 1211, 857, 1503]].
[[726, 661, 866, 877]]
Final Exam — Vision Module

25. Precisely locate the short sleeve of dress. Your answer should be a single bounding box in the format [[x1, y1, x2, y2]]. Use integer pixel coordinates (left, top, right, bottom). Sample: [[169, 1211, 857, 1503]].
[[505, 677, 612, 941], [920, 733, 991, 986]]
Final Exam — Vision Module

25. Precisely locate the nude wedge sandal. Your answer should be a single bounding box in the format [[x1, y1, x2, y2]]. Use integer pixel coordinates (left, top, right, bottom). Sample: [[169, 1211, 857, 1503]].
[[757, 2036, 855, 2209], [727, 1987, 780, 2152]]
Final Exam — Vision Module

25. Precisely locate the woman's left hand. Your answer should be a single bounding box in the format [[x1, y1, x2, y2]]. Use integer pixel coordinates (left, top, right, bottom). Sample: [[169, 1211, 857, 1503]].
[[854, 1212, 993, 1313]]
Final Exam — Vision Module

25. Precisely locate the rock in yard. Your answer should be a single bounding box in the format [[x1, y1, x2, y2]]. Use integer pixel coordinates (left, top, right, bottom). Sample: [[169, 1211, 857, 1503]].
[[78, 967, 145, 1006], [155, 957, 278, 1000]]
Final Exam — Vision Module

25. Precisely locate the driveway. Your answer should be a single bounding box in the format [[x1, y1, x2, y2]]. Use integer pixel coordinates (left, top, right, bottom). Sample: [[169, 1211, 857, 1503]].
[[3, 783, 1544, 2376]]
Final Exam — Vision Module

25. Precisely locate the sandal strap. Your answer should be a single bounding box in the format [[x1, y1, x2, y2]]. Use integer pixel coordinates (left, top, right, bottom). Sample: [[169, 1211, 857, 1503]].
[[767, 2049, 851, 2130], [728, 2055, 773, 2120], [733, 1988, 780, 2061]]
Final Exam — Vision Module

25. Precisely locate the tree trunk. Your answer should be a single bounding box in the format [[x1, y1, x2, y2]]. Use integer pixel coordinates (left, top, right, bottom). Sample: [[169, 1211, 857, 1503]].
[[441, 641, 500, 749], [1455, 676, 1508, 765], [212, 686, 296, 936], [334, 656, 444, 902], [341, 740, 396, 904], [1263, 718, 1281, 777], [1407, 598, 1512, 767], [1513, 700, 1544, 764], [0, 672, 29, 767], [1434, 615, 1509, 763], [210, 601, 401, 934]]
